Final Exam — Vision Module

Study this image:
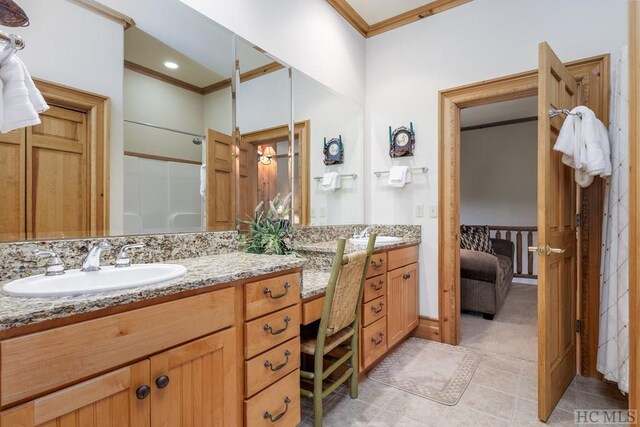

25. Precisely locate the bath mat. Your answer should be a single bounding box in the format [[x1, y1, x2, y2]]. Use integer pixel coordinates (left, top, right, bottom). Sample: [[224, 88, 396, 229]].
[[367, 337, 481, 405]]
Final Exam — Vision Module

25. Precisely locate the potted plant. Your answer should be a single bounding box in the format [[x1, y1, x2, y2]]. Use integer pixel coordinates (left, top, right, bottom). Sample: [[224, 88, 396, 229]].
[[239, 193, 295, 255]]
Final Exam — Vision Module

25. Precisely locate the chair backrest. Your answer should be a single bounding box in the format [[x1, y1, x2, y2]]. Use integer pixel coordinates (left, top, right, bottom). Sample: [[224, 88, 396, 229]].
[[322, 234, 376, 336]]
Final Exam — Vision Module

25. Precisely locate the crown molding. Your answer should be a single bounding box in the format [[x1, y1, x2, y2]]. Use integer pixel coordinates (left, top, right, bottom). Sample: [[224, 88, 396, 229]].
[[327, 0, 473, 38], [67, 0, 135, 29]]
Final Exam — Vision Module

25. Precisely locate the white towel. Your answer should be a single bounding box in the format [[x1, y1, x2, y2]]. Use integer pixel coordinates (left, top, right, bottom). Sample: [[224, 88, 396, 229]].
[[199, 164, 206, 197], [388, 166, 411, 188], [321, 172, 340, 192], [0, 47, 49, 133], [553, 106, 611, 188]]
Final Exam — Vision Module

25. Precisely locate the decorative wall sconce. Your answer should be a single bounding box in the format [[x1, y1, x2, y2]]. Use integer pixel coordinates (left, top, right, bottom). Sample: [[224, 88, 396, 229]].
[[323, 136, 344, 165], [258, 145, 276, 165], [389, 122, 415, 158]]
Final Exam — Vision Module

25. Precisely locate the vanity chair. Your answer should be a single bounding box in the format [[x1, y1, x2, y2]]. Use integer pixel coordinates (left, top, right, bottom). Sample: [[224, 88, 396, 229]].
[[300, 234, 376, 426]]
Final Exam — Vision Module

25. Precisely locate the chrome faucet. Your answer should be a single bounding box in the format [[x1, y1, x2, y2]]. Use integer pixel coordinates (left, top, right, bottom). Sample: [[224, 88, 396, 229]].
[[81, 240, 112, 272], [354, 226, 373, 239], [34, 249, 65, 276], [115, 243, 145, 268]]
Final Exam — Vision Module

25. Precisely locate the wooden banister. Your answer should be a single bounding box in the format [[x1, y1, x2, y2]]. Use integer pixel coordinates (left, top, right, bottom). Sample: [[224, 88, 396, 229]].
[[466, 225, 538, 279]]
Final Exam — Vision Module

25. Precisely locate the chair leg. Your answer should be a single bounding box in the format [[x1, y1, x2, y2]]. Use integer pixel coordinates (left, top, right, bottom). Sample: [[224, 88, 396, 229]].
[[313, 354, 324, 427], [349, 333, 359, 399]]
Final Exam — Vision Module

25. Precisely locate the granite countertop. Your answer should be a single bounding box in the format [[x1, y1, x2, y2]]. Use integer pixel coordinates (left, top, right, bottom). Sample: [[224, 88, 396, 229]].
[[302, 269, 332, 300], [293, 237, 421, 254], [0, 252, 306, 331]]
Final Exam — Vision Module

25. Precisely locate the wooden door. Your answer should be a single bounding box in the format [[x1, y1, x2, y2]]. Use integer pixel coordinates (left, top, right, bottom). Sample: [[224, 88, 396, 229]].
[[0, 130, 25, 241], [403, 263, 419, 332], [150, 328, 237, 427], [0, 361, 150, 427], [386, 268, 406, 348], [238, 138, 257, 229], [536, 42, 579, 421], [26, 106, 88, 239], [206, 129, 236, 231]]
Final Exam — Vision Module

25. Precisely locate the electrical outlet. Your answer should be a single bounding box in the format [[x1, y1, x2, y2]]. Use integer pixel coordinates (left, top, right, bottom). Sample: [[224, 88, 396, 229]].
[[429, 205, 438, 218], [415, 204, 424, 218]]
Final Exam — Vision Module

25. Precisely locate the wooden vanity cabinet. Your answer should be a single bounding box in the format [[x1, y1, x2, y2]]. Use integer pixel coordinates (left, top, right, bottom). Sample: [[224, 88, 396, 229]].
[[387, 263, 419, 348]]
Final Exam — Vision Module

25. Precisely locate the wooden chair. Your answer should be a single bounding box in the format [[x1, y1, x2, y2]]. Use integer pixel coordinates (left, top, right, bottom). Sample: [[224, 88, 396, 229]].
[[300, 234, 376, 426]]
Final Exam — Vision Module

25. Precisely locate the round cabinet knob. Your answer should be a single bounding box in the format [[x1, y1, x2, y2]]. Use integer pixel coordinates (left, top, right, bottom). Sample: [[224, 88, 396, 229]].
[[155, 375, 170, 389], [136, 385, 151, 400]]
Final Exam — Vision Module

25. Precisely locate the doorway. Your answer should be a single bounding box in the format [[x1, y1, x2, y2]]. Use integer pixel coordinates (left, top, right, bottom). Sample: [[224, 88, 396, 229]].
[[438, 49, 611, 421]]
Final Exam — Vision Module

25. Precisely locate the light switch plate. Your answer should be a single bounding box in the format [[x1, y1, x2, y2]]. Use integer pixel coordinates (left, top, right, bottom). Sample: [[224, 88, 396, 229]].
[[429, 205, 438, 218], [319, 207, 326, 218], [311, 208, 316, 218], [415, 204, 424, 218]]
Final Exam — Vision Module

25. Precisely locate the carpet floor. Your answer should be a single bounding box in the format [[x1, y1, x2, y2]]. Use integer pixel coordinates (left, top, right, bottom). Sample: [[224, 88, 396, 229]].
[[460, 283, 538, 362]]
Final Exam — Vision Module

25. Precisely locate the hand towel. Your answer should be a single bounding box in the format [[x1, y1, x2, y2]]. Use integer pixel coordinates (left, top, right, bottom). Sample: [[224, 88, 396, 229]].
[[321, 172, 340, 192], [389, 166, 411, 188], [0, 48, 49, 133], [199, 164, 206, 197]]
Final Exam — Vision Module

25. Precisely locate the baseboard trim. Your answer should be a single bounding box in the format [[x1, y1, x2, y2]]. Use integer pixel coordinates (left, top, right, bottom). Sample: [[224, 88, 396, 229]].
[[412, 316, 442, 342]]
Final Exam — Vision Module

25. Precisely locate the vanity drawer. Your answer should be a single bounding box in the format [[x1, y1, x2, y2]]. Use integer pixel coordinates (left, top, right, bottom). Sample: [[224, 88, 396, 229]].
[[245, 272, 301, 321], [367, 252, 387, 278], [388, 245, 418, 271], [362, 295, 386, 327], [245, 337, 300, 398], [363, 274, 386, 302], [245, 369, 300, 427], [0, 288, 235, 407], [245, 305, 300, 359], [361, 317, 387, 369]]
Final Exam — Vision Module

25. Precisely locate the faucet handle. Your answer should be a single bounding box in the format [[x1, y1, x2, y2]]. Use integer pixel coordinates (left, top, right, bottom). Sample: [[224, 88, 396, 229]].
[[97, 240, 112, 250], [115, 244, 145, 268], [34, 249, 65, 276]]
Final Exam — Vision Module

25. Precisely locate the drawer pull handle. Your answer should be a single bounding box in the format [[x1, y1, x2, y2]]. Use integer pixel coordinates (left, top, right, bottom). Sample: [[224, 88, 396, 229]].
[[264, 350, 291, 372], [264, 316, 291, 335], [264, 282, 291, 300], [135, 385, 151, 400], [402, 273, 412, 280], [371, 258, 384, 268], [263, 397, 291, 423], [371, 332, 384, 346], [369, 280, 384, 291], [155, 375, 170, 389], [371, 302, 385, 314]]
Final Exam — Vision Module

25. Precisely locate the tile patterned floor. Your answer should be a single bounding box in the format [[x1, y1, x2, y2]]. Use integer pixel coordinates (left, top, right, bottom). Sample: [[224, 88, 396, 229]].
[[298, 348, 629, 426]]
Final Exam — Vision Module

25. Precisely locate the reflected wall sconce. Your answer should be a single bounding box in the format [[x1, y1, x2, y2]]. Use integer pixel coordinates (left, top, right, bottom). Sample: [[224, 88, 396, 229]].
[[258, 145, 276, 165]]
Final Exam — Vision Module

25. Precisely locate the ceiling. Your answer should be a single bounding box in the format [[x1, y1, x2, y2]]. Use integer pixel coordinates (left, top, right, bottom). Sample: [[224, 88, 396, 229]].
[[460, 96, 538, 128], [345, 0, 438, 25]]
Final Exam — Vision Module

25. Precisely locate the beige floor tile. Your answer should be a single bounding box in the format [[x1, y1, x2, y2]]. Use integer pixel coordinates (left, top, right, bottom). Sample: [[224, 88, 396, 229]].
[[555, 387, 578, 412], [575, 390, 628, 410], [438, 404, 509, 427], [382, 391, 447, 426], [571, 376, 628, 402], [318, 395, 382, 427], [478, 352, 523, 375], [520, 360, 538, 379], [512, 397, 575, 426], [370, 410, 430, 426], [470, 363, 521, 396], [517, 375, 538, 401], [457, 383, 516, 421], [341, 378, 405, 408]]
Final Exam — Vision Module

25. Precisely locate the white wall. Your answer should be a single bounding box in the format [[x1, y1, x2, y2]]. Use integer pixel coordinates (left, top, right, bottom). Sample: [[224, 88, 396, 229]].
[[365, 0, 628, 317], [460, 121, 537, 227], [13, 0, 125, 234], [178, 0, 366, 105]]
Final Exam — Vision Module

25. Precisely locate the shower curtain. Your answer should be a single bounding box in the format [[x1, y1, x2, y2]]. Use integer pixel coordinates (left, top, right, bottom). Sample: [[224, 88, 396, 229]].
[[597, 46, 629, 393]]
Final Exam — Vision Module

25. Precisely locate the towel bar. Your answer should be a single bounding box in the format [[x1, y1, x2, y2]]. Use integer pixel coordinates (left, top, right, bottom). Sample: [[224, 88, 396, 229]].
[[313, 173, 358, 181], [374, 167, 428, 178]]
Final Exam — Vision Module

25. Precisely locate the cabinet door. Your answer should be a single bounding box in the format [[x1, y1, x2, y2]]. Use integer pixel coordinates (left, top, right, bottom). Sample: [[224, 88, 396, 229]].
[[150, 328, 237, 427], [403, 263, 419, 332], [0, 129, 25, 241], [0, 361, 150, 427], [386, 268, 406, 348]]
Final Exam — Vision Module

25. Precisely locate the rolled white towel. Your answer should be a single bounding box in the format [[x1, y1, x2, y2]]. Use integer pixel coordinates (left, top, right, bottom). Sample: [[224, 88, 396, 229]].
[[321, 172, 340, 192], [389, 166, 411, 187]]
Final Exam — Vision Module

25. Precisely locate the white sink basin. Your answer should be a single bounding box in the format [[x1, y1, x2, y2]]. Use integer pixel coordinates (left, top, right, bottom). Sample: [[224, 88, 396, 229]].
[[2, 264, 187, 298], [349, 236, 403, 246]]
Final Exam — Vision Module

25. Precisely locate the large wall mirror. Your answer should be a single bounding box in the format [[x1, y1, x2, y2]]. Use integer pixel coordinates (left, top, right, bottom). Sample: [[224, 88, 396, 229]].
[[0, 0, 363, 244]]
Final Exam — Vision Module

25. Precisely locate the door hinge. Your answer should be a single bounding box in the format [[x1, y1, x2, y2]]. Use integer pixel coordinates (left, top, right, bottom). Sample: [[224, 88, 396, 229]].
[[575, 213, 583, 228], [576, 319, 582, 334]]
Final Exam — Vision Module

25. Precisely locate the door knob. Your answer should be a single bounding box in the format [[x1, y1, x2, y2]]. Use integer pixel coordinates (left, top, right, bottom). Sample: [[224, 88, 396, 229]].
[[528, 246, 543, 255], [545, 245, 566, 255]]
